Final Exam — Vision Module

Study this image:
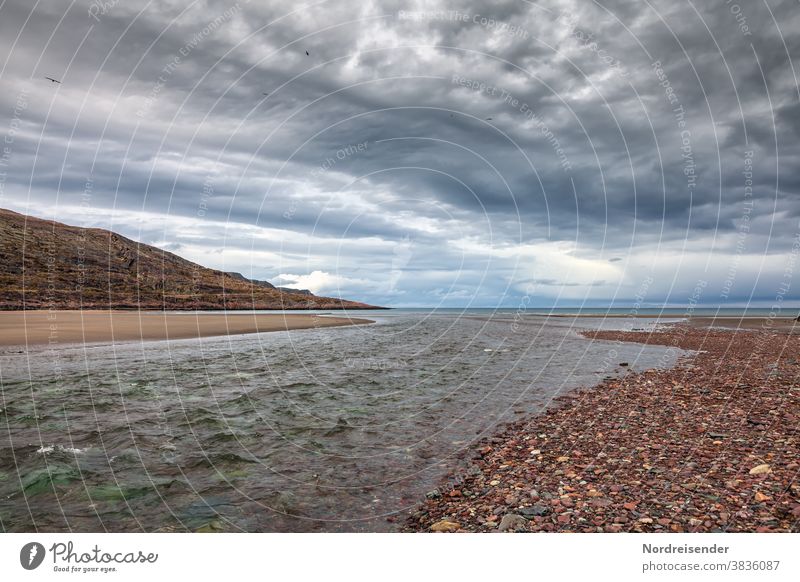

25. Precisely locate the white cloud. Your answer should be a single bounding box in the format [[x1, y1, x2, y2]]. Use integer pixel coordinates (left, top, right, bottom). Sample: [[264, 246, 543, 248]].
[[274, 270, 373, 295]]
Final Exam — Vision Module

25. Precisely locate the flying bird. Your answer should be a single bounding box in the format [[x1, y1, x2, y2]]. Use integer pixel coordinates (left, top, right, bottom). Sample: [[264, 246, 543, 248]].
[[45, 76, 61, 84], [305, 50, 310, 56], [262, 92, 270, 96], [485, 117, 493, 120]]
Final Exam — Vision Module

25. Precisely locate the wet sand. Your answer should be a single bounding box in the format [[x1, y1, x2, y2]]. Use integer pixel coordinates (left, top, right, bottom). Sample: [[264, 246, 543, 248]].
[[408, 323, 800, 532], [0, 310, 373, 347], [544, 313, 799, 332]]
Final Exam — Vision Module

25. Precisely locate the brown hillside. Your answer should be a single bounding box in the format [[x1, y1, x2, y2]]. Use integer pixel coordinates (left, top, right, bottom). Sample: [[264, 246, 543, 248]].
[[0, 208, 378, 310]]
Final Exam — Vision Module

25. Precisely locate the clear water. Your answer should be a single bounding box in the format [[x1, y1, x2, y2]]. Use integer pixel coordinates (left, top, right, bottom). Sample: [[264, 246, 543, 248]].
[[0, 311, 685, 532]]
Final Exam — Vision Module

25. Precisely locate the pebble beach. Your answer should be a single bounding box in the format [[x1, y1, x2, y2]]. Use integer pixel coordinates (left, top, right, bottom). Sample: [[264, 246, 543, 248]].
[[406, 322, 800, 533]]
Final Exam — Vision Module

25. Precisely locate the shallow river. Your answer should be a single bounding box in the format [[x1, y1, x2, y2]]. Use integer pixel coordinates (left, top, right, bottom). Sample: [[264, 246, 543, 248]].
[[0, 310, 682, 532]]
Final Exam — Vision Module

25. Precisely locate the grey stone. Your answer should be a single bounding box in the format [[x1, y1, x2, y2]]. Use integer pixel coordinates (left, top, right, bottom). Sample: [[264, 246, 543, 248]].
[[519, 505, 550, 518], [498, 514, 528, 532]]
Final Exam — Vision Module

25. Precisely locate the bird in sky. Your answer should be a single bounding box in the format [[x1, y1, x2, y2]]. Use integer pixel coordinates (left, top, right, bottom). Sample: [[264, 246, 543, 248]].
[[485, 117, 493, 120], [45, 76, 61, 84], [305, 50, 310, 56], [262, 92, 269, 96]]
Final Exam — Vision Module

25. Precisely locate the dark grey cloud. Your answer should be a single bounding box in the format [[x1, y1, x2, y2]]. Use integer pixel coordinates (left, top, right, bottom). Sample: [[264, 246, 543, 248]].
[[1, 0, 799, 307]]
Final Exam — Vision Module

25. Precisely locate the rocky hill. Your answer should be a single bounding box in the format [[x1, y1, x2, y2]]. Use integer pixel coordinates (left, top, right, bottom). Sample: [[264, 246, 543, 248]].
[[0, 208, 377, 310], [224, 271, 312, 295]]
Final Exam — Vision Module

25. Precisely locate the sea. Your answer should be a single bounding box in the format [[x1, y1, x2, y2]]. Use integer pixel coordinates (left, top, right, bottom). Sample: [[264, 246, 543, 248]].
[[0, 307, 751, 532]]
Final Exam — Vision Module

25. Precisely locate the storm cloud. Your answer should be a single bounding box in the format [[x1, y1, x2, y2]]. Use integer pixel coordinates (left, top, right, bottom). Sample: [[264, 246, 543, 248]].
[[1, 0, 798, 308]]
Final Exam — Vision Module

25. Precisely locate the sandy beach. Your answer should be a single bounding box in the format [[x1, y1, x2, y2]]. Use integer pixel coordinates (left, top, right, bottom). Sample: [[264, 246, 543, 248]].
[[0, 310, 373, 347], [407, 323, 800, 532]]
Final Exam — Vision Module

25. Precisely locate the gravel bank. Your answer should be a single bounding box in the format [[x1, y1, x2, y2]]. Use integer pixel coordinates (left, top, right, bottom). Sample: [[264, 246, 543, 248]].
[[406, 325, 800, 532]]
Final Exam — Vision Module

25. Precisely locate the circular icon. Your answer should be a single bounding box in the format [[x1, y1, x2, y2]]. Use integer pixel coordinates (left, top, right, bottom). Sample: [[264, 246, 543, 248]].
[[20, 542, 46, 570]]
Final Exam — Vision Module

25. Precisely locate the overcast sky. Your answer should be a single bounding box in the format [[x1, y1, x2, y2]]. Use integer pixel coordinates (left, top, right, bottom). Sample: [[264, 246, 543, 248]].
[[1, 0, 799, 308]]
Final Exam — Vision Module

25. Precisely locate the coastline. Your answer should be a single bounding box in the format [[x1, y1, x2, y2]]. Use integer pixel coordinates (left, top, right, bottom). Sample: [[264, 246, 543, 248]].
[[536, 314, 799, 331], [0, 310, 373, 347], [406, 323, 800, 532]]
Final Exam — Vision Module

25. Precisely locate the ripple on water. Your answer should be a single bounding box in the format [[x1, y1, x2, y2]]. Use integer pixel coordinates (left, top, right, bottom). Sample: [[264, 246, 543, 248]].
[[0, 314, 684, 532]]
